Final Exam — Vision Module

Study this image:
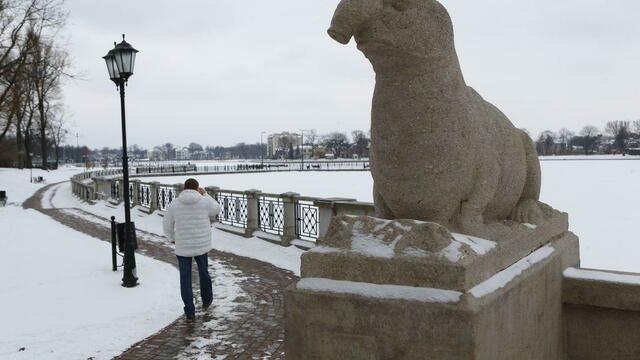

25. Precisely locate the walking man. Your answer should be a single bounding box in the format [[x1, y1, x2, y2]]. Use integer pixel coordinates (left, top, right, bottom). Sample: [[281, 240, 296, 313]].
[[163, 178, 221, 321]]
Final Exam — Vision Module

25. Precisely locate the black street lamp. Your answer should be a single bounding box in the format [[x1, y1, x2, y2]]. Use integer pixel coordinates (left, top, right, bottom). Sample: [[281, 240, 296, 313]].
[[103, 34, 139, 288]]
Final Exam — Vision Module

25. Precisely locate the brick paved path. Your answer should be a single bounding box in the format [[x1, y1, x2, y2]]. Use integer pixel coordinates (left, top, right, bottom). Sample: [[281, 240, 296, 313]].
[[24, 183, 297, 359]]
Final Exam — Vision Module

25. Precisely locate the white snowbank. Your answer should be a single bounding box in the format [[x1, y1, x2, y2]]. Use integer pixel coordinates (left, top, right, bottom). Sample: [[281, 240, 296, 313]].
[[0, 206, 181, 360], [297, 278, 462, 303], [0, 166, 83, 205], [563, 267, 640, 286], [469, 245, 555, 298]]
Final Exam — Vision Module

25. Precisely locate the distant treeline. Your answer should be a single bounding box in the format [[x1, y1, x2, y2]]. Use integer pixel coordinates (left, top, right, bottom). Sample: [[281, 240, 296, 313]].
[[531, 120, 640, 156]]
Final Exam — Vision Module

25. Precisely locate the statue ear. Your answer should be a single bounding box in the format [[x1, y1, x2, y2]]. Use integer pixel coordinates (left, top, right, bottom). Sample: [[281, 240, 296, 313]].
[[389, 0, 408, 11]]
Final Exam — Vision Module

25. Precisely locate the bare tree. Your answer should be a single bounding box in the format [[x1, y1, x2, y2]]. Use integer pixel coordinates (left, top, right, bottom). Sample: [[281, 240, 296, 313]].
[[351, 130, 370, 158], [633, 119, 640, 135], [579, 125, 600, 155], [47, 106, 66, 165], [322, 132, 349, 158], [0, 0, 67, 149], [29, 32, 69, 169], [160, 142, 175, 160], [557, 128, 575, 154], [605, 120, 629, 138]]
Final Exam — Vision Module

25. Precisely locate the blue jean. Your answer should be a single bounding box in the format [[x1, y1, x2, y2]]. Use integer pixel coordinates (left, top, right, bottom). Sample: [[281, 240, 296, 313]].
[[177, 254, 213, 316]]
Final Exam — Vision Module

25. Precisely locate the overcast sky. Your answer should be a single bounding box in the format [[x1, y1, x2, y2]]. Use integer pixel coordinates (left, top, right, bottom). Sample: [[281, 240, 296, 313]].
[[60, 0, 640, 149]]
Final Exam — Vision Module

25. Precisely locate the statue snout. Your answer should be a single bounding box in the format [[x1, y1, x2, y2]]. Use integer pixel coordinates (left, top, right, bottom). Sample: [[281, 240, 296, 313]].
[[327, 26, 353, 45], [328, 0, 383, 45]]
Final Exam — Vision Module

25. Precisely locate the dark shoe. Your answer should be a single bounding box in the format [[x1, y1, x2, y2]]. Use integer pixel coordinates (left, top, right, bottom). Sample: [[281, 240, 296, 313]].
[[202, 300, 212, 310], [186, 313, 195, 322]]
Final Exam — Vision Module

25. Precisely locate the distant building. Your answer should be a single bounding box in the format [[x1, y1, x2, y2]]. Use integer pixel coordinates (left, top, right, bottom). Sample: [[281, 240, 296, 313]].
[[267, 132, 302, 159], [175, 147, 191, 160]]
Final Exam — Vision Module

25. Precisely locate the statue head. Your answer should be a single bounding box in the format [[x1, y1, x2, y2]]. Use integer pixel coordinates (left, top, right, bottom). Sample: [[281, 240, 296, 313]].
[[328, 0, 456, 65]]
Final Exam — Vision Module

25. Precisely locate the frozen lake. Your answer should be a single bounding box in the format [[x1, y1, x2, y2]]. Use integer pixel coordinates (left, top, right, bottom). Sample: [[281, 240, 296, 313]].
[[141, 159, 640, 273]]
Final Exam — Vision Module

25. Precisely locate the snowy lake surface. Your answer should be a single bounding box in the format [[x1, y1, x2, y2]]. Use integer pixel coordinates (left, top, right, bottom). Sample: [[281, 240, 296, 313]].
[[142, 159, 640, 273]]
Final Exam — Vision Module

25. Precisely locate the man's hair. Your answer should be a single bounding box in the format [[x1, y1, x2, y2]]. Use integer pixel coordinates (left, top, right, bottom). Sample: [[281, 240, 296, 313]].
[[184, 178, 199, 190]]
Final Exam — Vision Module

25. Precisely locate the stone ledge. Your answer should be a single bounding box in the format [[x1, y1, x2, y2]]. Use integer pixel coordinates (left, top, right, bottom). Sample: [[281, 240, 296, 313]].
[[563, 268, 640, 312]]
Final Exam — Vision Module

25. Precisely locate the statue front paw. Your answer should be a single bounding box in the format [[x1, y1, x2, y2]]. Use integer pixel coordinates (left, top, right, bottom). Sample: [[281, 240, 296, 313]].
[[511, 199, 546, 225]]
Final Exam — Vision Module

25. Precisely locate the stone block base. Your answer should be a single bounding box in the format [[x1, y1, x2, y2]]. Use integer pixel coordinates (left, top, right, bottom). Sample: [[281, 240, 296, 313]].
[[285, 232, 579, 359]]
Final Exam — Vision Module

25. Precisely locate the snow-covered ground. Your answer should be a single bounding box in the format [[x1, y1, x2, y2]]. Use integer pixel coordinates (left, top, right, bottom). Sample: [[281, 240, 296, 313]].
[[139, 157, 640, 273], [0, 168, 183, 359], [0, 166, 84, 204], [0, 208, 181, 360]]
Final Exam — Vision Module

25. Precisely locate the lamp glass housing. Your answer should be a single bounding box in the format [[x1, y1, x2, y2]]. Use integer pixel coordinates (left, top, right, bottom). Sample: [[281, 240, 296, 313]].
[[112, 36, 138, 79], [102, 51, 120, 82]]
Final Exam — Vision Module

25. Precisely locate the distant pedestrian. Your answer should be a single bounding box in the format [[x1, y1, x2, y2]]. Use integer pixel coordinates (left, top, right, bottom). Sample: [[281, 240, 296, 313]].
[[163, 178, 221, 321]]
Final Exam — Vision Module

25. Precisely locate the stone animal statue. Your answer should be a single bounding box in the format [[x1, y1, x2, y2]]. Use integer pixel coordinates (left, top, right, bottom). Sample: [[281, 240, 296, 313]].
[[328, 0, 546, 237]]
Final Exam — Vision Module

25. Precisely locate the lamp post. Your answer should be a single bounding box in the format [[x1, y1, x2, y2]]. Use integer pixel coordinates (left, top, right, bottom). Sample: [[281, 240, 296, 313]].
[[300, 129, 312, 171], [29, 152, 33, 182], [260, 131, 266, 168], [103, 34, 139, 288]]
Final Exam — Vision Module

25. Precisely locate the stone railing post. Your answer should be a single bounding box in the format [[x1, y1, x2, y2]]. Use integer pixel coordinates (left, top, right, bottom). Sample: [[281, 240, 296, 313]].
[[205, 186, 220, 222], [149, 182, 160, 213], [280, 192, 300, 246], [205, 185, 220, 199], [244, 189, 262, 237], [99, 178, 110, 200], [312, 198, 360, 242], [131, 179, 140, 207], [91, 177, 100, 199], [116, 177, 124, 204], [314, 199, 336, 242], [89, 178, 97, 201], [174, 183, 184, 198]]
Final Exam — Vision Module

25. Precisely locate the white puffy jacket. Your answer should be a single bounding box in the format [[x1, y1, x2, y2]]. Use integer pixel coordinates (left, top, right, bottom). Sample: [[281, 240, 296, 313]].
[[162, 190, 221, 257]]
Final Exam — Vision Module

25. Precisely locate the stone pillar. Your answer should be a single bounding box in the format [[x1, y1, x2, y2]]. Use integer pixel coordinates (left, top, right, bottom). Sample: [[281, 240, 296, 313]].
[[205, 186, 220, 198], [99, 178, 110, 200], [173, 183, 184, 198], [244, 189, 262, 237], [116, 177, 124, 204], [205, 186, 220, 223], [89, 178, 98, 201], [131, 179, 140, 207], [313, 198, 359, 241], [313, 199, 335, 242], [280, 192, 299, 246], [148, 182, 160, 213]]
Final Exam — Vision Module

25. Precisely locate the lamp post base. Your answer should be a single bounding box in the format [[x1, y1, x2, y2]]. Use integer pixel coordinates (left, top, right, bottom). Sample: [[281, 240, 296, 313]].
[[122, 277, 139, 288]]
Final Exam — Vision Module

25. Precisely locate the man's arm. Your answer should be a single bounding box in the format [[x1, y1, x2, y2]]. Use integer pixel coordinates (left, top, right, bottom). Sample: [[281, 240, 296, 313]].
[[162, 204, 176, 243]]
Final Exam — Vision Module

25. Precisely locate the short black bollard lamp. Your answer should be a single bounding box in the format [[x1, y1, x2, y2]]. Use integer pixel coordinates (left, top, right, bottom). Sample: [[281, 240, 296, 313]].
[[103, 34, 139, 288]]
